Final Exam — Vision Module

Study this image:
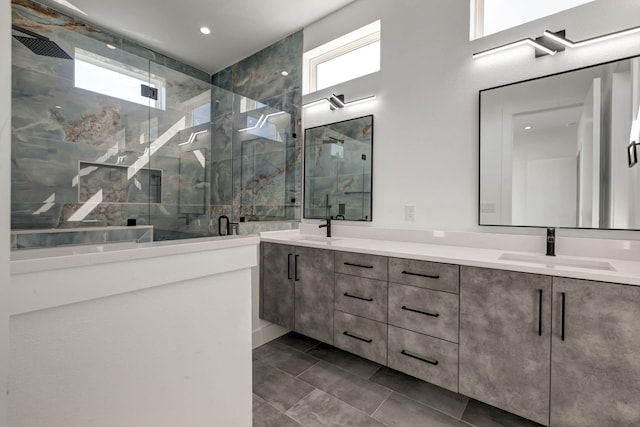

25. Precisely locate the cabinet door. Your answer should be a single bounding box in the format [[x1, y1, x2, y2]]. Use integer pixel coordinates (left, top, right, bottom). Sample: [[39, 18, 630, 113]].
[[459, 266, 552, 426], [550, 278, 640, 427], [294, 246, 335, 344], [260, 242, 294, 329]]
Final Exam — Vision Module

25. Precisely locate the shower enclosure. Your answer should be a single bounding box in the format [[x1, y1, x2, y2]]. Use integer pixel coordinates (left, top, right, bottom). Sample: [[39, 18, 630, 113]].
[[10, 0, 299, 248]]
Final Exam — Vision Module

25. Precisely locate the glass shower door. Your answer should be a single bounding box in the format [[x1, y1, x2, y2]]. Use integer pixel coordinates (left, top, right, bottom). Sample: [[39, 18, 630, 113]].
[[147, 62, 213, 240]]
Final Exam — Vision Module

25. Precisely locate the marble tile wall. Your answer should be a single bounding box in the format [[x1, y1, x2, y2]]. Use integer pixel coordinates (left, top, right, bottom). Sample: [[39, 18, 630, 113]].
[[11, 0, 225, 241], [11, 0, 301, 244], [211, 31, 303, 225]]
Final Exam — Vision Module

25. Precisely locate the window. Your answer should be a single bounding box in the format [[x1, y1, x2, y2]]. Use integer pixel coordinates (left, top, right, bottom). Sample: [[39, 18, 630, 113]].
[[471, 0, 595, 39], [303, 20, 380, 94], [74, 48, 165, 109]]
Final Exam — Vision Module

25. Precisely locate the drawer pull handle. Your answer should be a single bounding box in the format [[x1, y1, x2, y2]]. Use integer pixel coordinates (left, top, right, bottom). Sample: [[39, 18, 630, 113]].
[[538, 289, 543, 337], [287, 254, 292, 280], [344, 262, 374, 269], [561, 292, 566, 341], [344, 292, 373, 302], [402, 305, 440, 318], [402, 270, 440, 279], [401, 350, 438, 366], [294, 255, 300, 281], [343, 331, 372, 343]]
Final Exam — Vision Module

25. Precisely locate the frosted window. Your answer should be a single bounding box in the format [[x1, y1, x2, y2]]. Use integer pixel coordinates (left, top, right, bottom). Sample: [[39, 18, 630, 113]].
[[477, 0, 594, 38], [316, 41, 380, 92], [74, 49, 164, 109]]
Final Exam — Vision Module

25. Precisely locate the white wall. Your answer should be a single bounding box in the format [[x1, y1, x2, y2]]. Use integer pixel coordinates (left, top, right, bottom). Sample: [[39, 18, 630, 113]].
[[1, 0, 10, 423], [302, 0, 640, 236]]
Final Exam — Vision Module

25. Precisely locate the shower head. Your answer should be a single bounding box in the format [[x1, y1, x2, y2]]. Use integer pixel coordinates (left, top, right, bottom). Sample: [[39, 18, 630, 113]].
[[12, 25, 72, 60]]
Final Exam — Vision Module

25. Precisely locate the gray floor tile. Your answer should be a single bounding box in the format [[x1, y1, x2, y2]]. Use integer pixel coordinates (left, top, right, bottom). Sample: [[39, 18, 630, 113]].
[[254, 340, 320, 376], [371, 366, 469, 419], [298, 361, 392, 415], [287, 389, 387, 427], [253, 360, 315, 412], [461, 399, 545, 427], [275, 332, 321, 352], [253, 394, 302, 427], [306, 343, 382, 379], [373, 392, 473, 427]]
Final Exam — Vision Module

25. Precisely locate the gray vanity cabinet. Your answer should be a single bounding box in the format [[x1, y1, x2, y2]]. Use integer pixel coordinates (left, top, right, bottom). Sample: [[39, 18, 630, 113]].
[[459, 266, 552, 426], [550, 278, 640, 427], [294, 246, 335, 344], [260, 242, 335, 344], [261, 242, 295, 329]]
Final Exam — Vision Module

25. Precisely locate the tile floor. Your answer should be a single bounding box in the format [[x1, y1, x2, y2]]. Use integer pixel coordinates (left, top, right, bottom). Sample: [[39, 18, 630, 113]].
[[253, 332, 545, 427]]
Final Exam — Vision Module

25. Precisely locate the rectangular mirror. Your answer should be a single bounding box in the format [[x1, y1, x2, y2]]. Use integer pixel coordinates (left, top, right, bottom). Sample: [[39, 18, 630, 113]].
[[480, 56, 640, 230], [304, 115, 373, 221]]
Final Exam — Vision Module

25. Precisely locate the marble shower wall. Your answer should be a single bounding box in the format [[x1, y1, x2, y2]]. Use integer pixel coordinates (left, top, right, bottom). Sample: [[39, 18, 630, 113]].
[[11, 0, 234, 241], [211, 31, 302, 223]]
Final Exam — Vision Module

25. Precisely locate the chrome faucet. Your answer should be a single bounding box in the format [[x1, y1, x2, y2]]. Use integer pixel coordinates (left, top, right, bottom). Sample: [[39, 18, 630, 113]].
[[546, 228, 556, 256], [319, 218, 332, 238]]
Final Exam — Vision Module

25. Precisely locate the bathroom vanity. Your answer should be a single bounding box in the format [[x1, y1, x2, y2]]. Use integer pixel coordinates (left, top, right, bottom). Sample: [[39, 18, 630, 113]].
[[260, 230, 640, 427]]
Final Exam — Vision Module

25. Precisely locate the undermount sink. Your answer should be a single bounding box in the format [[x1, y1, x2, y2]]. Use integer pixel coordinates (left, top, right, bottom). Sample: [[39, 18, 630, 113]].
[[499, 253, 616, 271], [295, 235, 343, 243]]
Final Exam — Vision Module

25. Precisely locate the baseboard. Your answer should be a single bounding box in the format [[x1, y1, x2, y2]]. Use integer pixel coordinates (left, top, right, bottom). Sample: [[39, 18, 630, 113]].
[[252, 322, 289, 349]]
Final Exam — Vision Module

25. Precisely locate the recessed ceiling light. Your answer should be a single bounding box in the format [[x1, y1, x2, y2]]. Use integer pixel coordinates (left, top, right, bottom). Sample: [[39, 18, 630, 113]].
[[281, 71, 289, 76], [525, 126, 532, 130], [106, 44, 116, 50], [55, 105, 62, 109], [200, 26, 211, 35]]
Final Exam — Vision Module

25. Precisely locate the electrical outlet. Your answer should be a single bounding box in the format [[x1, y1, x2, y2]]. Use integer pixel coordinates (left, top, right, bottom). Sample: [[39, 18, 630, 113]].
[[405, 205, 416, 221]]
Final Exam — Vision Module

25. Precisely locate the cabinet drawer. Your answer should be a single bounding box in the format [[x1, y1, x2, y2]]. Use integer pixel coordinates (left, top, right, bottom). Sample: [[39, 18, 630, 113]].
[[389, 258, 459, 294], [335, 251, 388, 280], [388, 325, 458, 393], [335, 274, 388, 323], [388, 283, 459, 343], [334, 310, 387, 365]]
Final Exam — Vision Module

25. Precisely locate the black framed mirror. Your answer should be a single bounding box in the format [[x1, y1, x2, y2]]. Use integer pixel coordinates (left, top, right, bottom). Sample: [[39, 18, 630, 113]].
[[304, 115, 373, 221], [479, 56, 640, 230]]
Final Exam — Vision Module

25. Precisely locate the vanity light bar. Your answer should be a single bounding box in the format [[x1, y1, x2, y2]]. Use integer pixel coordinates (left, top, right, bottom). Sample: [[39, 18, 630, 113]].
[[472, 38, 556, 59], [178, 129, 208, 146], [303, 94, 376, 109], [474, 25, 640, 60], [544, 25, 640, 48]]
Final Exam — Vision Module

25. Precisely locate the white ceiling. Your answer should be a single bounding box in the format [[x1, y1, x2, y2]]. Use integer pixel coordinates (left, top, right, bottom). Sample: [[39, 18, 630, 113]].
[[40, 0, 356, 74]]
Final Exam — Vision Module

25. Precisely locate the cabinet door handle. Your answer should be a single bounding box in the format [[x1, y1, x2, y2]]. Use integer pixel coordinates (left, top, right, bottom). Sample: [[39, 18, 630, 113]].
[[401, 349, 439, 366], [343, 331, 372, 343], [402, 305, 440, 318], [287, 254, 292, 280], [561, 292, 566, 341], [294, 255, 299, 281], [402, 270, 440, 279], [538, 289, 543, 337], [344, 262, 373, 269], [344, 292, 373, 302]]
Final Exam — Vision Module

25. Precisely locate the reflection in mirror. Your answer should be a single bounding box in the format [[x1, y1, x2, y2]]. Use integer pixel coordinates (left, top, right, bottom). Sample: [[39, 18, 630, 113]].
[[304, 115, 373, 221], [236, 96, 292, 220], [480, 56, 640, 229]]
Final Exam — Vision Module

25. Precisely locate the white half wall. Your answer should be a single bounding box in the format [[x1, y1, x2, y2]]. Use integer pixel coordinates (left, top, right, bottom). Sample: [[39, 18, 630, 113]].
[[302, 0, 640, 236], [1, 0, 11, 424], [10, 268, 252, 427]]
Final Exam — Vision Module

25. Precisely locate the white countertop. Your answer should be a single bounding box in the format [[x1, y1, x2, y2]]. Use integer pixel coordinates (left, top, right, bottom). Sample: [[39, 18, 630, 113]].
[[11, 234, 260, 275], [260, 230, 640, 286]]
